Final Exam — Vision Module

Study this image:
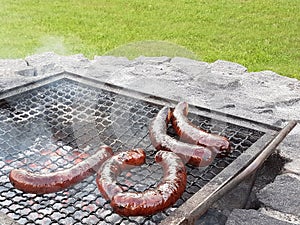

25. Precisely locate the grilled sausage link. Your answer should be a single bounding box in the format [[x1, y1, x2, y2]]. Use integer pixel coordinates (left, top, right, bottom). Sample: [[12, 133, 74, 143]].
[[96, 148, 146, 201], [9, 145, 113, 194], [149, 106, 215, 167], [171, 102, 231, 155], [110, 150, 187, 216]]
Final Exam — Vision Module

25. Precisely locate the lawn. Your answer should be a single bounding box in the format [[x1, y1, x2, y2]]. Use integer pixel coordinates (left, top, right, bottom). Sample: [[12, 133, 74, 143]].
[[0, 0, 299, 79]]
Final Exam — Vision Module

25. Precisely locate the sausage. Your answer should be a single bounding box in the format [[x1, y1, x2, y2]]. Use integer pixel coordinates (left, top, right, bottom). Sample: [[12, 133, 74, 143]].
[[96, 148, 146, 201], [171, 102, 231, 155], [149, 106, 215, 167], [9, 145, 113, 194], [171, 102, 231, 154], [110, 150, 187, 216]]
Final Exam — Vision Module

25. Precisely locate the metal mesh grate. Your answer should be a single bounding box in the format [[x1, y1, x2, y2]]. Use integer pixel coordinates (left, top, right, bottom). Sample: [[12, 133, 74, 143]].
[[0, 78, 264, 225]]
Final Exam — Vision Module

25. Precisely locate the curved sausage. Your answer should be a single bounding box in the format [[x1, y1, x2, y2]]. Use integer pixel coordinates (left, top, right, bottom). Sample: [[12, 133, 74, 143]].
[[9, 145, 113, 194], [149, 106, 215, 167], [96, 148, 146, 201], [171, 102, 231, 155], [110, 150, 187, 216]]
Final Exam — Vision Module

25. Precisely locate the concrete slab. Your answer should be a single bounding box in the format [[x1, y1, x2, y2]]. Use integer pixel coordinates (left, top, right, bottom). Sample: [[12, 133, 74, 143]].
[[0, 59, 35, 76], [257, 174, 300, 216], [226, 209, 296, 225]]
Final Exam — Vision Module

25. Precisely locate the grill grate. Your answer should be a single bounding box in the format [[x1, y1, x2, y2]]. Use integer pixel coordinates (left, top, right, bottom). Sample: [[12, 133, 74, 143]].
[[0, 75, 266, 225]]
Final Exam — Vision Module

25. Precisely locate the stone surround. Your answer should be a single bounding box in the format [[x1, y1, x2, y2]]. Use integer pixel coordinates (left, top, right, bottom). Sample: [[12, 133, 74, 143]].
[[0, 52, 299, 225]]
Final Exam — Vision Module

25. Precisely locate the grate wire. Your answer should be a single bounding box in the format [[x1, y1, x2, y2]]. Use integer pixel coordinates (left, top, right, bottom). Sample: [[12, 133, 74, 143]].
[[0, 79, 264, 225]]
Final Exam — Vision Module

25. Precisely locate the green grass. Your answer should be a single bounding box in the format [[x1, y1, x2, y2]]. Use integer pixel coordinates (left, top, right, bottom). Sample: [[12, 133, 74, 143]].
[[0, 0, 299, 79]]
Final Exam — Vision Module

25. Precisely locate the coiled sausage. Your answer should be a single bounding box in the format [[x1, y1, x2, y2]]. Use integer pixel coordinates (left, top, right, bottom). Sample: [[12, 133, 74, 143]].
[[96, 148, 146, 201], [110, 151, 187, 216]]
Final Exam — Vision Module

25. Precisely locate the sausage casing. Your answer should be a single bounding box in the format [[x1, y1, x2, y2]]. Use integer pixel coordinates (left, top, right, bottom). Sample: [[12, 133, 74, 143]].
[[149, 106, 215, 167], [9, 145, 113, 194], [96, 148, 146, 201], [110, 151, 187, 216], [171, 102, 231, 155]]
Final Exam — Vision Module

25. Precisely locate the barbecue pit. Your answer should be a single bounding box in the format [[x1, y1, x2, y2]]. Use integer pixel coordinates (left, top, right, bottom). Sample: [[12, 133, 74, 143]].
[[0, 72, 295, 225]]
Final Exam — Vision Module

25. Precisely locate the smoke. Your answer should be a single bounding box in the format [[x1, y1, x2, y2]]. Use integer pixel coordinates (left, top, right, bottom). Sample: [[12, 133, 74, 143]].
[[104, 40, 198, 60], [34, 35, 69, 55]]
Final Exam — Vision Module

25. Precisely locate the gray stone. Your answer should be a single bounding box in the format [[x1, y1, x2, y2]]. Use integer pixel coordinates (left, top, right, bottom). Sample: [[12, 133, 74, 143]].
[[226, 209, 296, 225], [189, 68, 300, 123], [195, 208, 227, 225], [0, 59, 26, 67], [279, 124, 300, 175], [212, 173, 258, 213], [210, 60, 247, 75], [25, 52, 91, 75], [170, 57, 210, 78], [284, 158, 300, 176], [170, 56, 209, 67], [133, 56, 171, 64], [279, 124, 300, 157], [87, 56, 300, 128], [257, 174, 300, 216], [0, 59, 27, 70], [259, 207, 300, 224], [87, 56, 131, 80], [0, 63, 39, 92], [25, 52, 64, 75], [91, 56, 300, 128], [61, 54, 91, 72], [239, 71, 300, 121], [93, 56, 130, 66], [0, 59, 35, 76], [94, 57, 195, 96]]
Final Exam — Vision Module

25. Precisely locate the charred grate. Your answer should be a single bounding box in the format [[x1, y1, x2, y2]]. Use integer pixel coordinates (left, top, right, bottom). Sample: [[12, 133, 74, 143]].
[[0, 74, 272, 225]]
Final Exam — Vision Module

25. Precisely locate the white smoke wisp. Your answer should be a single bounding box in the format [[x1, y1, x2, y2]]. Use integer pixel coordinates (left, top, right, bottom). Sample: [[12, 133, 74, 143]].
[[34, 35, 69, 55], [104, 40, 198, 60]]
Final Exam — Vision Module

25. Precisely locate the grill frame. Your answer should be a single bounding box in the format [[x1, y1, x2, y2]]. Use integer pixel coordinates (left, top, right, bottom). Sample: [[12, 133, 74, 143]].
[[0, 72, 284, 225]]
